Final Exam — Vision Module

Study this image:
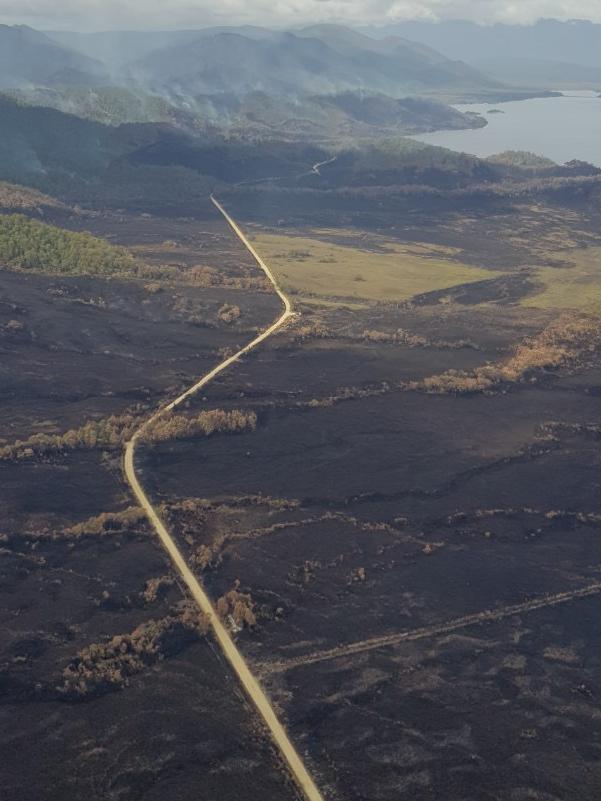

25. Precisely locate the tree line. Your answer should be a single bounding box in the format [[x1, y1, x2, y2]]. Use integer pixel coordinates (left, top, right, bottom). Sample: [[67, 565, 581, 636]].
[[141, 409, 257, 444], [0, 408, 258, 461]]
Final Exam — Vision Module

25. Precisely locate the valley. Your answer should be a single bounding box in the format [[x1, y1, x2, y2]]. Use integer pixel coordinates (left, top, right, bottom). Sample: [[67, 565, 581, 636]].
[[2, 163, 601, 798], [2, 14, 601, 801]]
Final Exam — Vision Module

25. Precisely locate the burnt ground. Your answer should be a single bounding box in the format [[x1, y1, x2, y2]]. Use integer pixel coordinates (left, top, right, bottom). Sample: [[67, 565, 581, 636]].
[[141, 337, 601, 800], [136, 202, 601, 799], [0, 208, 299, 801], [0, 208, 283, 432], [4, 193, 601, 801]]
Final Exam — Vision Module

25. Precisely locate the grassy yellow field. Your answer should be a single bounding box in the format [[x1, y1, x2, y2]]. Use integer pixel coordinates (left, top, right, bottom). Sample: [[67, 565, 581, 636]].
[[525, 247, 601, 311], [251, 230, 493, 304]]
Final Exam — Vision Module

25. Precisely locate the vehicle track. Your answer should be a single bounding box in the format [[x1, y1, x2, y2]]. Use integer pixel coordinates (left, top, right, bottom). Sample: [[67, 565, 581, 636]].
[[123, 196, 324, 801], [260, 581, 601, 675]]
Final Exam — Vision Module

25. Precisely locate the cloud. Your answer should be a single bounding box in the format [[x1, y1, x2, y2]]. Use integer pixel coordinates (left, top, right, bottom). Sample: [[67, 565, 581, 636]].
[[0, 0, 600, 31]]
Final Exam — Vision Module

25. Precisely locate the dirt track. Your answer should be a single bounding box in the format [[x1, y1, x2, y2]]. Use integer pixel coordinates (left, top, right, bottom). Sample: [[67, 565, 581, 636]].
[[123, 196, 324, 801], [260, 581, 601, 675]]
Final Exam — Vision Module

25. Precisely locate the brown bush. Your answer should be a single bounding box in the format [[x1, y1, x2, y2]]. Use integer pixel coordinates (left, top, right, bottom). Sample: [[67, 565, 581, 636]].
[[216, 583, 257, 630], [142, 408, 257, 444], [293, 319, 332, 342], [306, 382, 391, 408], [141, 575, 175, 604], [4, 319, 25, 332], [0, 413, 140, 461], [0, 181, 65, 211], [412, 314, 601, 395], [62, 507, 148, 539], [60, 601, 209, 699], [186, 265, 267, 291], [217, 303, 241, 324], [361, 328, 476, 350], [361, 328, 428, 347], [347, 566, 367, 583]]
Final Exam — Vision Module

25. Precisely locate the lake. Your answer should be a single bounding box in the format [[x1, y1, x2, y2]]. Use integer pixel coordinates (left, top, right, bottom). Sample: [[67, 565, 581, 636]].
[[412, 91, 601, 166]]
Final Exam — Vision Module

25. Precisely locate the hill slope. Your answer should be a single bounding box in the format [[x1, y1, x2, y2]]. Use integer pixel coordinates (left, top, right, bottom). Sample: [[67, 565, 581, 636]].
[[0, 25, 106, 89]]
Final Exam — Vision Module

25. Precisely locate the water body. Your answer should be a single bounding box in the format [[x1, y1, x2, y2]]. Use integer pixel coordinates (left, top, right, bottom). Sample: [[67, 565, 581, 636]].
[[412, 91, 601, 166]]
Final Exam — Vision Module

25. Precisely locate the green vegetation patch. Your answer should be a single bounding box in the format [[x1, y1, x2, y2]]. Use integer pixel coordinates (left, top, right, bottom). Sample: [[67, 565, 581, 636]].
[[253, 230, 493, 303], [487, 151, 557, 168], [3, 87, 174, 127], [0, 214, 139, 277]]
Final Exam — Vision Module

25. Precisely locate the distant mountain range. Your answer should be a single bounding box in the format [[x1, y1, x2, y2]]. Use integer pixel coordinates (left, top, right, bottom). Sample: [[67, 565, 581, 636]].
[[44, 24, 501, 97], [0, 22, 529, 139], [4, 19, 599, 102], [5, 20, 594, 157], [364, 19, 601, 89], [364, 20, 601, 68], [476, 58, 601, 89]]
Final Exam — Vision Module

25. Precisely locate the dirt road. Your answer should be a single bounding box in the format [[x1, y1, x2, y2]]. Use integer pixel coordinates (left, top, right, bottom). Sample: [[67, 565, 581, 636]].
[[311, 156, 337, 176], [260, 581, 601, 675], [123, 196, 324, 801]]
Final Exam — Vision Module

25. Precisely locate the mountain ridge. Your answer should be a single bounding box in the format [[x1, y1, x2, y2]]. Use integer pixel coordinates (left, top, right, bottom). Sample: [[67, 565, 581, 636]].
[[0, 24, 107, 88], [42, 24, 501, 97]]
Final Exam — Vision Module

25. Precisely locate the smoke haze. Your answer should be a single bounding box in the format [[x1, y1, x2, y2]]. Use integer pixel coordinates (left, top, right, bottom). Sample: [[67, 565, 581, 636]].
[[0, 0, 600, 32]]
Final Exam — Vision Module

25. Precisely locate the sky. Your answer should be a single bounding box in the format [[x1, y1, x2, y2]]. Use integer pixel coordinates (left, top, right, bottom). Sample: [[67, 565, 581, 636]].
[[0, 0, 600, 31]]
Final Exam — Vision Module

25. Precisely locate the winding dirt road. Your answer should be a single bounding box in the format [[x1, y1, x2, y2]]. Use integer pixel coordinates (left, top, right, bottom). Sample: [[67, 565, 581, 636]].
[[311, 156, 337, 176], [123, 196, 324, 801]]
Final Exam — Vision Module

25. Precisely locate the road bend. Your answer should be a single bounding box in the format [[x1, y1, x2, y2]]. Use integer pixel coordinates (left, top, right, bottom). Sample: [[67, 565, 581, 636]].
[[123, 196, 324, 801]]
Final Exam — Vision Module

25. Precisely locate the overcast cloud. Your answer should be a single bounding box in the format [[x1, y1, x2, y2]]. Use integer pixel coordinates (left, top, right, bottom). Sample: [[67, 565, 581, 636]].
[[0, 0, 600, 31]]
